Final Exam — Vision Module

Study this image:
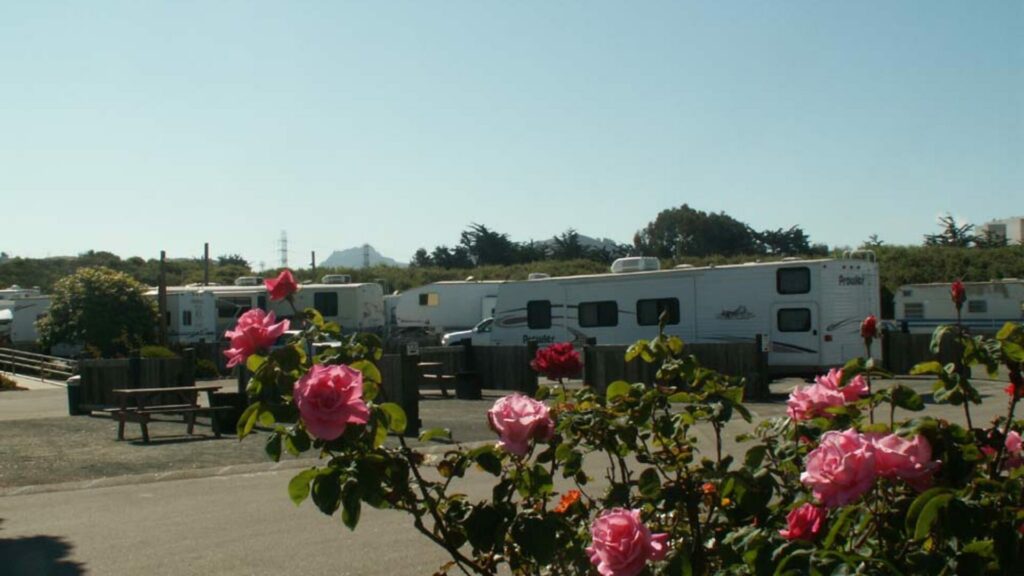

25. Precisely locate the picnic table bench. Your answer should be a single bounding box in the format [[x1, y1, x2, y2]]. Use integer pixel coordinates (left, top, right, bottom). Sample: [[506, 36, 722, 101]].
[[417, 362, 455, 398], [109, 384, 231, 443]]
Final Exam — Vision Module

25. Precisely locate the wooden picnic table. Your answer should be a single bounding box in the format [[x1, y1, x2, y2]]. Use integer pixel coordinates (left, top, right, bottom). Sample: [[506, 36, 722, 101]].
[[111, 384, 229, 443], [417, 361, 454, 398]]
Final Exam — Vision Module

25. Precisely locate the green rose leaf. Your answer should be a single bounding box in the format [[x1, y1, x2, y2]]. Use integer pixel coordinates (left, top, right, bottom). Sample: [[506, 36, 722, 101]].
[[237, 402, 261, 438], [312, 470, 342, 516], [606, 380, 631, 403], [379, 402, 407, 434], [470, 445, 503, 476], [265, 433, 282, 462], [340, 480, 361, 530], [891, 384, 925, 412], [418, 427, 452, 443], [638, 467, 661, 499], [245, 354, 267, 374], [288, 467, 320, 507]]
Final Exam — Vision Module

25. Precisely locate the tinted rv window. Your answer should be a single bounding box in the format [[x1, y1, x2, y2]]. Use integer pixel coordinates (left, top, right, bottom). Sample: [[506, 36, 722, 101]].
[[257, 296, 267, 310], [777, 308, 811, 332], [579, 301, 618, 327], [182, 310, 192, 326], [218, 297, 252, 319], [967, 300, 987, 314], [637, 298, 680, 326], [527, 300, 552, 329], [419, 293, 440, 306], [314, 292, 339, 316], [777, 268, 811, 295], [903, 303, 924, 319]]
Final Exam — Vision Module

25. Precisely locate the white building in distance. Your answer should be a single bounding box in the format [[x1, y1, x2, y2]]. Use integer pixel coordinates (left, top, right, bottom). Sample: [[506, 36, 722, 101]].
[[980, 216, 1024, 245]]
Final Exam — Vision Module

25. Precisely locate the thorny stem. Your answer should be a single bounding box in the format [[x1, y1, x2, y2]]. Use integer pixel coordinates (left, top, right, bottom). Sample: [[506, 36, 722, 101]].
[[865, 341, 875, 424], [991, 366, 1023, 476], [954, 313, 974, 430], [397, 436, 490, 576]]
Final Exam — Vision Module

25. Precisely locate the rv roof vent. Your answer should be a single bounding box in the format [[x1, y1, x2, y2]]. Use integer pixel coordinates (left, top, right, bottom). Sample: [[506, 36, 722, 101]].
[[528, 272, 550, 280], [234, 276, 261, 286], [781, 257, 801, 262], [1002, 278, 1020, 282], [611, 257, 660, 274], [843, 249, 877, 262], [674, 264, 694, 269], [321, 274, 352, 284]]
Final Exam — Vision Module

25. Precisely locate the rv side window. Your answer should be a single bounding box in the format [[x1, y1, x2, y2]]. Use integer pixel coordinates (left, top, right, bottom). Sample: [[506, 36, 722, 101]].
[[314, 292, 339, 317], [182, 310, 192, 326], [164, 312, 172, 327], [967, 300, 987, 314], [419, 293, 440, 307], [903, 303, 924, 319], [777, 308, 811, 332], [579, 301, 618, 327], [527, 300, 552, 329], [218, 297, 252, 319], [257, 296, 267, 310], [777, 267, 811, 295], [636, 298, 680, 326]]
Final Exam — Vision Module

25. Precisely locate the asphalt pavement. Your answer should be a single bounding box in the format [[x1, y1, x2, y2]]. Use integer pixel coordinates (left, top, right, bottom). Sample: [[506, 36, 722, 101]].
[[0, 369, 1014, 575]]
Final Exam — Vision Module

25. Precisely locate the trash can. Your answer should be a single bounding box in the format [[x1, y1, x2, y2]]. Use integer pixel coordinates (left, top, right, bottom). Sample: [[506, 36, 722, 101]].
[[66, 375, 83, 415], [211, 391, 245, 434], [455, 371, 482, 400]]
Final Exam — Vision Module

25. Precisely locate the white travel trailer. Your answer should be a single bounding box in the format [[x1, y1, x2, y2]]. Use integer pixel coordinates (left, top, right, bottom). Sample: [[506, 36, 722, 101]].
[[145, 287, 221, 344], [486, 255, 881, 374], [388, 280, 502, 335], [893, 279, 1024, 334], [149, 279, 387, 344], [0, 294, 52, 345]]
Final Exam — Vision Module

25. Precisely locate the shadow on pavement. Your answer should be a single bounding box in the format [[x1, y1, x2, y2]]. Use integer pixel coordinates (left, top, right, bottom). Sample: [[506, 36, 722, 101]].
[[0, 533, 85, 575]]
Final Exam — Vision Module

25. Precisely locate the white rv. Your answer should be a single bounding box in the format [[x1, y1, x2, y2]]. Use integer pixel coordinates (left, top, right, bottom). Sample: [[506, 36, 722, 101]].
[[484, 255, 880, 374], [148, 279, 387, 344], [0, 293, 52, 345], [388, 280, 502, 335], [893, 279, 1024, 334]]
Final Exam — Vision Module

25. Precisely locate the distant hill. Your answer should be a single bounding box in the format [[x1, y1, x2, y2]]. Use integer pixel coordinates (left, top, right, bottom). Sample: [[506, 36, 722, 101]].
[[321, 245, 406, 269]]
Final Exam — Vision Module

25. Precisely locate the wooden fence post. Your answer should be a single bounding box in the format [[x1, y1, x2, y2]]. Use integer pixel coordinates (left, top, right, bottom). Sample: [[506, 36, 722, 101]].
[[523, 341, 539, 397], [398, 346, 421, 438]]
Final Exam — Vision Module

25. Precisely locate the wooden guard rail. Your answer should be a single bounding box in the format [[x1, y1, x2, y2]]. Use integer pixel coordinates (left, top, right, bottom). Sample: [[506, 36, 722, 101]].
[[0, 347, 78, 381]]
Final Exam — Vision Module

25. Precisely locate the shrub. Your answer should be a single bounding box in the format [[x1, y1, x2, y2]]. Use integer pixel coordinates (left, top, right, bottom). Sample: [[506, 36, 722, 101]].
[[195, 358, 221, 379], [0, 373, 21, 391], [139, 345, 177, 359]]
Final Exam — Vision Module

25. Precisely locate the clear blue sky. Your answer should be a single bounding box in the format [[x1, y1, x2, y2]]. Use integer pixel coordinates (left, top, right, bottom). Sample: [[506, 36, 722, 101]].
[[2, 1, 1020, 269]]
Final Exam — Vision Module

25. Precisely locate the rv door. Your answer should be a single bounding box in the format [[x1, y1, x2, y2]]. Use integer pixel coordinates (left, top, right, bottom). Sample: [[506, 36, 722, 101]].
[[769, 303, 821, 370]]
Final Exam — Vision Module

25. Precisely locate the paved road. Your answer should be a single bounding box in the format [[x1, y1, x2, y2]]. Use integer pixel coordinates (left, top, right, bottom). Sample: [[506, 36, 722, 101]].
[[0, 374, 1013, 575]]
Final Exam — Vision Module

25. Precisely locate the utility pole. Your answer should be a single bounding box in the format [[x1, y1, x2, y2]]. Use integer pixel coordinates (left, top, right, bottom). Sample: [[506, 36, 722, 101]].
[[203, 242, 210, 286], [311, 251, 317, 278], [158, 250, 168, 345]]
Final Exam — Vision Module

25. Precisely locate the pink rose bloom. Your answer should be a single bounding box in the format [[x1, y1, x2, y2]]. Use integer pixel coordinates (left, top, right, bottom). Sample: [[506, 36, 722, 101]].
[[779, 503, 827, 542], [815, 368, 868, 403], [860, 315, 879, 342], [1006, 431, 1023, 469], [951, 280, 966, 310], [530, 342, 583, 380], [294, 364, 369, 441], [586, 508, 668, 576], [486, 394, 555, 456], [801, 429, 877, 508], [223, 309, 290, 368], [867, 433, 940, 491], [786, 384, 845, 421], [265, 269, 299, 301]]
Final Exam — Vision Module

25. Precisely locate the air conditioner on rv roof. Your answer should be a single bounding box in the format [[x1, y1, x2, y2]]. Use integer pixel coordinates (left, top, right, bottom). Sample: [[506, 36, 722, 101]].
[[610, 257, 660, 274], [234, 276, 261, 286], [321, 274, 352, 284]]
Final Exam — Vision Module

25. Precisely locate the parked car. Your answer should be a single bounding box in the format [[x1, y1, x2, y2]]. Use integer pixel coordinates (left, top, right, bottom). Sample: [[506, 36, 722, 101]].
[[441, 317, 493, 346]]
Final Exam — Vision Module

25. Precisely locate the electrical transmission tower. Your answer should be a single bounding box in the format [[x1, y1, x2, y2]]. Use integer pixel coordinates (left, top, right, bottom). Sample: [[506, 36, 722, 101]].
[[362, 244, 371, 269], [279, 231, 288, 268]]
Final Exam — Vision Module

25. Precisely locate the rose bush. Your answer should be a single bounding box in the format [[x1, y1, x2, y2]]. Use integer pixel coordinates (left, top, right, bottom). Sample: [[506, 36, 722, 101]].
[[234, 293, 1024, 574], [530, 342, 583, 381]]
